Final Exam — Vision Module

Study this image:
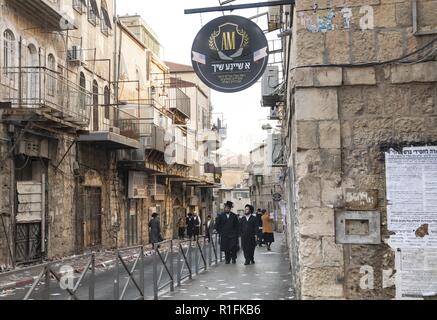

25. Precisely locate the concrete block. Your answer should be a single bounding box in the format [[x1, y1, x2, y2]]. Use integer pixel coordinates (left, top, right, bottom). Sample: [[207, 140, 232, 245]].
[[301, 266, 344, 298], [391, 62, 437, 84], [297, 177, 321, 209], [322, 236, 344, 267], [299, 207, 335, 236], [295, 88, 339, 121], [377, 31, 404, 61], [343, 67, 376, 86], [319, 121, 341, 149], [314, 67, 343, 87], [297, 121, 319, 150]]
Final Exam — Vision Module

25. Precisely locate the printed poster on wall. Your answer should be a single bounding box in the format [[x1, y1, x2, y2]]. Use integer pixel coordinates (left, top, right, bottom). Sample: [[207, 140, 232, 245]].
[[386, 146, 437, 299]]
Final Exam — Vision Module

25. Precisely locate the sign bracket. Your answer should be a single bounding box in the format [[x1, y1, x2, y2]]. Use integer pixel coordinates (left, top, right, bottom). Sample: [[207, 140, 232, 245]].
[[184, 0, 295, 15]]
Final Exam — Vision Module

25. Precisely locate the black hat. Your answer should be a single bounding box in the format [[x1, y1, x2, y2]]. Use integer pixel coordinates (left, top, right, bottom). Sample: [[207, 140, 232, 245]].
[[224, 201, 234, 208]]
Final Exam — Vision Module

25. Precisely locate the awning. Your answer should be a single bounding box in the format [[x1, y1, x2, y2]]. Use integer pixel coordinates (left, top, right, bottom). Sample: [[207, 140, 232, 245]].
[[101, 7, 112, 29]]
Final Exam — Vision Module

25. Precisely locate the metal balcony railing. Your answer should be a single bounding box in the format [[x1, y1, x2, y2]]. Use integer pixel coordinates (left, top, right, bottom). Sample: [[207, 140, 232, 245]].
[[167, 88, 190, 119], [1, 66, 91, 126]]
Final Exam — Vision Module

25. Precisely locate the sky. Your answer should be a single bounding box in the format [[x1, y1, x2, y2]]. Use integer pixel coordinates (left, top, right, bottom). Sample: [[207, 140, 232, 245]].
[[117, 0, 277, 156]]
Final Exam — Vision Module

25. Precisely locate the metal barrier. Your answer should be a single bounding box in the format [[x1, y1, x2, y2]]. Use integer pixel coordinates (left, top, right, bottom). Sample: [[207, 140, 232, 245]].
[[0, 236, 225, 300], [114, 246, 144, 300], [176, 239, 193, 287], [152, 240, 174, 300], [0, 253, 95, 300]]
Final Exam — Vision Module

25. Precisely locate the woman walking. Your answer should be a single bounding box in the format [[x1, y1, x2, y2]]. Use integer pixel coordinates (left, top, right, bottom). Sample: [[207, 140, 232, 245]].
[[177, 216, 186, 240], [261, 209, 275, 251]]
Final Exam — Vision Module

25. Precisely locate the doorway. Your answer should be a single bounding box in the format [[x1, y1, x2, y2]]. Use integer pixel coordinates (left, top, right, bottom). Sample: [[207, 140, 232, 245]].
[[82, 187, 102, 248]]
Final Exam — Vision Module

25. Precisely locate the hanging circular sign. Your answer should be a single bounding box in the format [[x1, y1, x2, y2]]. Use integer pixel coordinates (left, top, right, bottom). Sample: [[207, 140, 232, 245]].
[[191, 15, 269, 93]]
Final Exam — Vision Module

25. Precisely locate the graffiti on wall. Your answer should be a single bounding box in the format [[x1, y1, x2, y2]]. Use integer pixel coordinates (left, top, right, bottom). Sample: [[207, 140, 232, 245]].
[[298, 5, 374, 33]]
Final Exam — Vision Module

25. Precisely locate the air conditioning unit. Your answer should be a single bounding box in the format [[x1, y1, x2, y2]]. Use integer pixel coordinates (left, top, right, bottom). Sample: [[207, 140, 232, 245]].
[[67, 46, 83, 64]]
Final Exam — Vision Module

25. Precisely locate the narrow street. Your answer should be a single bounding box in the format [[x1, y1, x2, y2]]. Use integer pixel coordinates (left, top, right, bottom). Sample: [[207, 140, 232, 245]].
[[163, 233, 294, 301]]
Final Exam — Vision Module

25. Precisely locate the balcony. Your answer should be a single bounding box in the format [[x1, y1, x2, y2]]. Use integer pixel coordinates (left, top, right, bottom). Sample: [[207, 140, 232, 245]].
[[0, 67, 90, 130], [78, 106, 141, 150], [8, 0, 77, 31], [167, 88, 190, 121]]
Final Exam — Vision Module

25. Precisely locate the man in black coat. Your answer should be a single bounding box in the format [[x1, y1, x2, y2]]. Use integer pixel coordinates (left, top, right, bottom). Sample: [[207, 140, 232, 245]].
[[186, 212, 196, 240], [240, 205, 258, 265], [215, 201, 240, 264]]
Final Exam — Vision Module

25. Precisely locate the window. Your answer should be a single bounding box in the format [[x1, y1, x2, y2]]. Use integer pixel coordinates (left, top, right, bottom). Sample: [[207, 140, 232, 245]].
[[47, 54, 56, 96], [73, 0, 86, 13], [92, 80, 99, 131], [87, 0, 99, 26], [104, 86, 110, 120], [100, 0, 112, 36], [3, 29, 15, 78], [79, 72, 86, 109]]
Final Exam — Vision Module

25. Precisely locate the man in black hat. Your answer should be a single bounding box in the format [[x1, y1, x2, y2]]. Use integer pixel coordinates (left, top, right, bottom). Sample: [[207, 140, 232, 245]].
[[215, 201, 240, 264], [240, 205, 258, 265]]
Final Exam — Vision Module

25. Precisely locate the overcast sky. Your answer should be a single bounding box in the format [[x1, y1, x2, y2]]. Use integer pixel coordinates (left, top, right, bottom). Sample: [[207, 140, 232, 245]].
[[117, 0, 276, 155]]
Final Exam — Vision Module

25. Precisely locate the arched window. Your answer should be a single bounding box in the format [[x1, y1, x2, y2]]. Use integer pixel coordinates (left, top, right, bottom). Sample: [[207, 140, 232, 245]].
[[92, 80, 99, 131], [3, 30, 15, 78], [79, 72, 86, 109], [104, 86, 110, 119], [47, 54, 56, 96]]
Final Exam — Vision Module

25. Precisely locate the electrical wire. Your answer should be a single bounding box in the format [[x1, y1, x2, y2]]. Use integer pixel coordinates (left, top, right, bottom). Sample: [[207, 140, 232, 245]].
[[292, 36, 437, 70]]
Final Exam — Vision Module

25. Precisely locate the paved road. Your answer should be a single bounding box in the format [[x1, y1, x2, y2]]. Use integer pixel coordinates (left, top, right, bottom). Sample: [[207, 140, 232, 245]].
[[163, 233, 295, 300]]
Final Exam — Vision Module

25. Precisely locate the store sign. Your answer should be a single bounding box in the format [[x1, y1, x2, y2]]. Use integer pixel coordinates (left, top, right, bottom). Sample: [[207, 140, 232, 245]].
[[191, 15, 269, 93], [128, 171, 147, 199]]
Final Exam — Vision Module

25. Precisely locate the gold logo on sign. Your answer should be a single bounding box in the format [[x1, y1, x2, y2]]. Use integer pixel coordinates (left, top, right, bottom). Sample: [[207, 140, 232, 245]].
[[209, 23, 249, 61]]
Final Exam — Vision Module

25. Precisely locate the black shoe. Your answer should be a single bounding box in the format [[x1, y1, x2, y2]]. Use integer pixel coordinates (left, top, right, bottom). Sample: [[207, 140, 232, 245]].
[[251, 260, 255, 264], [225, 261, 231, 265], [232, 259, 236, 264], [244, 261, 250, 266]]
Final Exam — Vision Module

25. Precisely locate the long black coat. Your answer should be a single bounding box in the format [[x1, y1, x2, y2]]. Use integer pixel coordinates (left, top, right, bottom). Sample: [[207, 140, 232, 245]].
[[239, 214, 258, 251], [215, 212, 240, 252]]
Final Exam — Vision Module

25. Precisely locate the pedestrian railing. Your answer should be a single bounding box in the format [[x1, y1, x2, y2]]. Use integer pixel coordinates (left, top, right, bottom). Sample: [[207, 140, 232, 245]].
[[176, 240, 193, 287], [0, 253, 96, 300], [114, 246, 144, 300], [152, 240, 174, 300], [0, 237, 224, 300]]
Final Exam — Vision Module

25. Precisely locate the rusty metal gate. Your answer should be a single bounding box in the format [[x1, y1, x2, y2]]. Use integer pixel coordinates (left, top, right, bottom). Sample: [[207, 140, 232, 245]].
[[83, 187, 102, 248], [15, 223, 42, 263]]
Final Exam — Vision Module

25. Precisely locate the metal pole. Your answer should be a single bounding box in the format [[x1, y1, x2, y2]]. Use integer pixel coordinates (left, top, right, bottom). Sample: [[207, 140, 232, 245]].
[[113, 252, 119, 300], [44, 265, 50, 300], [188, 241, 193, 280], [41, 174, 46, 255], [195, 241, 199, 275], [184, 0, 294, 14], [170, 240, 174, 292], [140, 246, 145, 300], [153, 248, 158, 300], [177, 245, 181, 287], [89, 254, 95, 300], [208, 236, 212, 267]]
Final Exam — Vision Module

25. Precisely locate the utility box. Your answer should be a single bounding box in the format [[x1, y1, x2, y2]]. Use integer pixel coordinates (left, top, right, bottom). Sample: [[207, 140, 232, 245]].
[[262, 65, 279, 107], [335, 211, 381, 245]]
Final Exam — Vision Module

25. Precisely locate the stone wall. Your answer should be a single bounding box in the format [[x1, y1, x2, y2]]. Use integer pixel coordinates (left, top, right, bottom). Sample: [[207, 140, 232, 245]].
[[286, 0, 437, 299]]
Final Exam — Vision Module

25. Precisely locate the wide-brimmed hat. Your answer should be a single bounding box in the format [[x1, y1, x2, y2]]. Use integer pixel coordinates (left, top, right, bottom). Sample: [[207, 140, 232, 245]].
[[224, 201, 234, 208]]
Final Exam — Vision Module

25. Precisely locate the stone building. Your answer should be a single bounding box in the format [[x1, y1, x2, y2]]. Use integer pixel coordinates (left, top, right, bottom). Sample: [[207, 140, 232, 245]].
[[271, 1, 437, 299], [247, 143, 283, 230], [0, 1, 223, 268]]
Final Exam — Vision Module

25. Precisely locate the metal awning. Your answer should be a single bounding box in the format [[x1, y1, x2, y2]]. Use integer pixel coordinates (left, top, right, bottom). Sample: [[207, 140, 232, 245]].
[[78, 132, 141, 150]]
